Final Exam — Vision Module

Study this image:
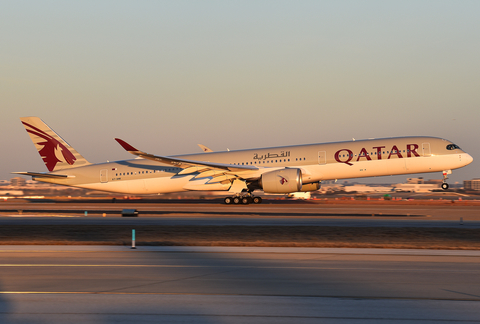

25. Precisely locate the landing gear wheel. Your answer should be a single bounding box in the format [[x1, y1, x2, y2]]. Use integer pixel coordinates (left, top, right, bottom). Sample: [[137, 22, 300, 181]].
[[441, 170, 451, 191], [224, 197, 233, 204], [233, 197, 241, 204], [252, 196, 262, 204], [241, 197, 250, 205]]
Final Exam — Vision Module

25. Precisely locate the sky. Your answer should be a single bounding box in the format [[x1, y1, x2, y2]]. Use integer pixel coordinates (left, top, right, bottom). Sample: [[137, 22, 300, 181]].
[[1, 0, 479, 185]]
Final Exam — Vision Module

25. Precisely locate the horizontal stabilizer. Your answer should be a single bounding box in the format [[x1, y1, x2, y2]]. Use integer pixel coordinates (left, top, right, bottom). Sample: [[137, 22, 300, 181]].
[[12, 172, 71, 179]]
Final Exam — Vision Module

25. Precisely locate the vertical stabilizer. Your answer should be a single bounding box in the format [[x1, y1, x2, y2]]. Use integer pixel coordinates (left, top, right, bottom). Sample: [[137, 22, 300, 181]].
[[20, 117, 91, 171]]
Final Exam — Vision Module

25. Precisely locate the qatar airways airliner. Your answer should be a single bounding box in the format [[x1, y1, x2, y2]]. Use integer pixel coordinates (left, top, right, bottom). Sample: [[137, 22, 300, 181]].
[[14, 117, 473, 204]]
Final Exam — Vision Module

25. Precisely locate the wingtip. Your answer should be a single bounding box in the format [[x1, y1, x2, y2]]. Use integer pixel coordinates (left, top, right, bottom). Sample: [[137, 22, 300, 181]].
[[115, 138, 138, 152]]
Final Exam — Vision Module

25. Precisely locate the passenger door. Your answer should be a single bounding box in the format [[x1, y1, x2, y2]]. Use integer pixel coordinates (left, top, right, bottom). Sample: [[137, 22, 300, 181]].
[[422, 143, 431, 157], [100, 169, 108, 183], [318, 151, 327, 164]]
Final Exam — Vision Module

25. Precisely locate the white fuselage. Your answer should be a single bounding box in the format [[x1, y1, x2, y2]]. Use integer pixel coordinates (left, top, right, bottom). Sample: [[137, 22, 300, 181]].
[[35, 136, 473, 195]]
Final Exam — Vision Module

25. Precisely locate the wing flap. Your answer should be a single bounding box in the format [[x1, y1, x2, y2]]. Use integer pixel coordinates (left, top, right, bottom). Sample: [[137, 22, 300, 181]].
[[207, 174, 238, 183], [178, 166, 210, 175]]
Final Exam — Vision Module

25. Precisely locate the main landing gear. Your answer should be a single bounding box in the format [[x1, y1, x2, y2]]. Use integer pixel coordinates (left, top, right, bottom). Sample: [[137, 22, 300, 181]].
[[441, 170, 451, 190], [224, 194, 262, 205]]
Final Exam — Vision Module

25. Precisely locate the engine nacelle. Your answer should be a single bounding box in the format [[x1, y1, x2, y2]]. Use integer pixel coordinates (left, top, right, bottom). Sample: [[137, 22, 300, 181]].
[[260, 168, 302, 193], [300, 182, 320, 192]]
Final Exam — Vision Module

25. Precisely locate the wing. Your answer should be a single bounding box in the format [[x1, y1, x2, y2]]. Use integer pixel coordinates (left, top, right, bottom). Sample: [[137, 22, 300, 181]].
[[115, 139, 260, 183]]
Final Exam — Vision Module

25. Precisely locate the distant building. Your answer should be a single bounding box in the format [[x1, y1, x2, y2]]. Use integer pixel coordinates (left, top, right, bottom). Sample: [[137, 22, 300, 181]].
[[10, 177, 26, 187], [406, 177, 444, 185], [406, 177, 424, 184], [464, 179, 480, 190], [393, 183, 440, 192]]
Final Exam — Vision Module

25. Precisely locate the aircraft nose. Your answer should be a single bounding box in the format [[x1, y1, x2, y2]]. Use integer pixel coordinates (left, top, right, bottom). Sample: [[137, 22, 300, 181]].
[[464, 153, 474, 165]]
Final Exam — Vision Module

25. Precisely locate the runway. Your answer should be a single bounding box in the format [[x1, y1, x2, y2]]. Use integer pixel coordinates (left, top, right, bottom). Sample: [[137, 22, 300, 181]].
[[1, 201, 480, 228], [0, 246, 479, 323]]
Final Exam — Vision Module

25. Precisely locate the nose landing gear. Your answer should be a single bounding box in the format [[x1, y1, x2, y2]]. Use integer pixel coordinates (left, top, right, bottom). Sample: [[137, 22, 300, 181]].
[[441, 170, 452, 190]]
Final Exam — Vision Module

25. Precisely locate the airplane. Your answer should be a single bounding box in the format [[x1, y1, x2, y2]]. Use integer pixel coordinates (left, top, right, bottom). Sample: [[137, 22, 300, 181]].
[[14, 117, 473, 204]]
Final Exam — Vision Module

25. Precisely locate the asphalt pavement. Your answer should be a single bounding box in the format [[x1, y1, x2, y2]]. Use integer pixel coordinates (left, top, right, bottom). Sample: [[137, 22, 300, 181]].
[[0, 246, 478, 323]]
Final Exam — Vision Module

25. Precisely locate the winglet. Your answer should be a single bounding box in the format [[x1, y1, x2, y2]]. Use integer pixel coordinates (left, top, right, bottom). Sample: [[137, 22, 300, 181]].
[[115, 138, 139, 152], [198, 144, 213, 153]]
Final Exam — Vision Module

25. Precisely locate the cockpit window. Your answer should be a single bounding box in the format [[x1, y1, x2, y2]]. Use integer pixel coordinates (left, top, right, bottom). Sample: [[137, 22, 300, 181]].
[[446, 144, 461, 150]]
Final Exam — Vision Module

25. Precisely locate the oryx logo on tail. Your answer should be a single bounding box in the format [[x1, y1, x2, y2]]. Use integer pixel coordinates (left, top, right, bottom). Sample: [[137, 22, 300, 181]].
[[22, 120, 77, 171]]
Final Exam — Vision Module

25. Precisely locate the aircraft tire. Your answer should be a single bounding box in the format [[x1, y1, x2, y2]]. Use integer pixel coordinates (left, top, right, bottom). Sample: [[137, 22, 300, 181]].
[[233, 197, 241, 204], [441, 183, 449, 190], [241, 197, 250, 205], [252, 197, 262, 204], [224, 197, 233, 204]]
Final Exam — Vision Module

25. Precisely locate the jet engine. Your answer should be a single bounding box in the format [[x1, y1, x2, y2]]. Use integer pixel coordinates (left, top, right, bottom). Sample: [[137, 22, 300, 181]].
[[259, 168, 302, 193]]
